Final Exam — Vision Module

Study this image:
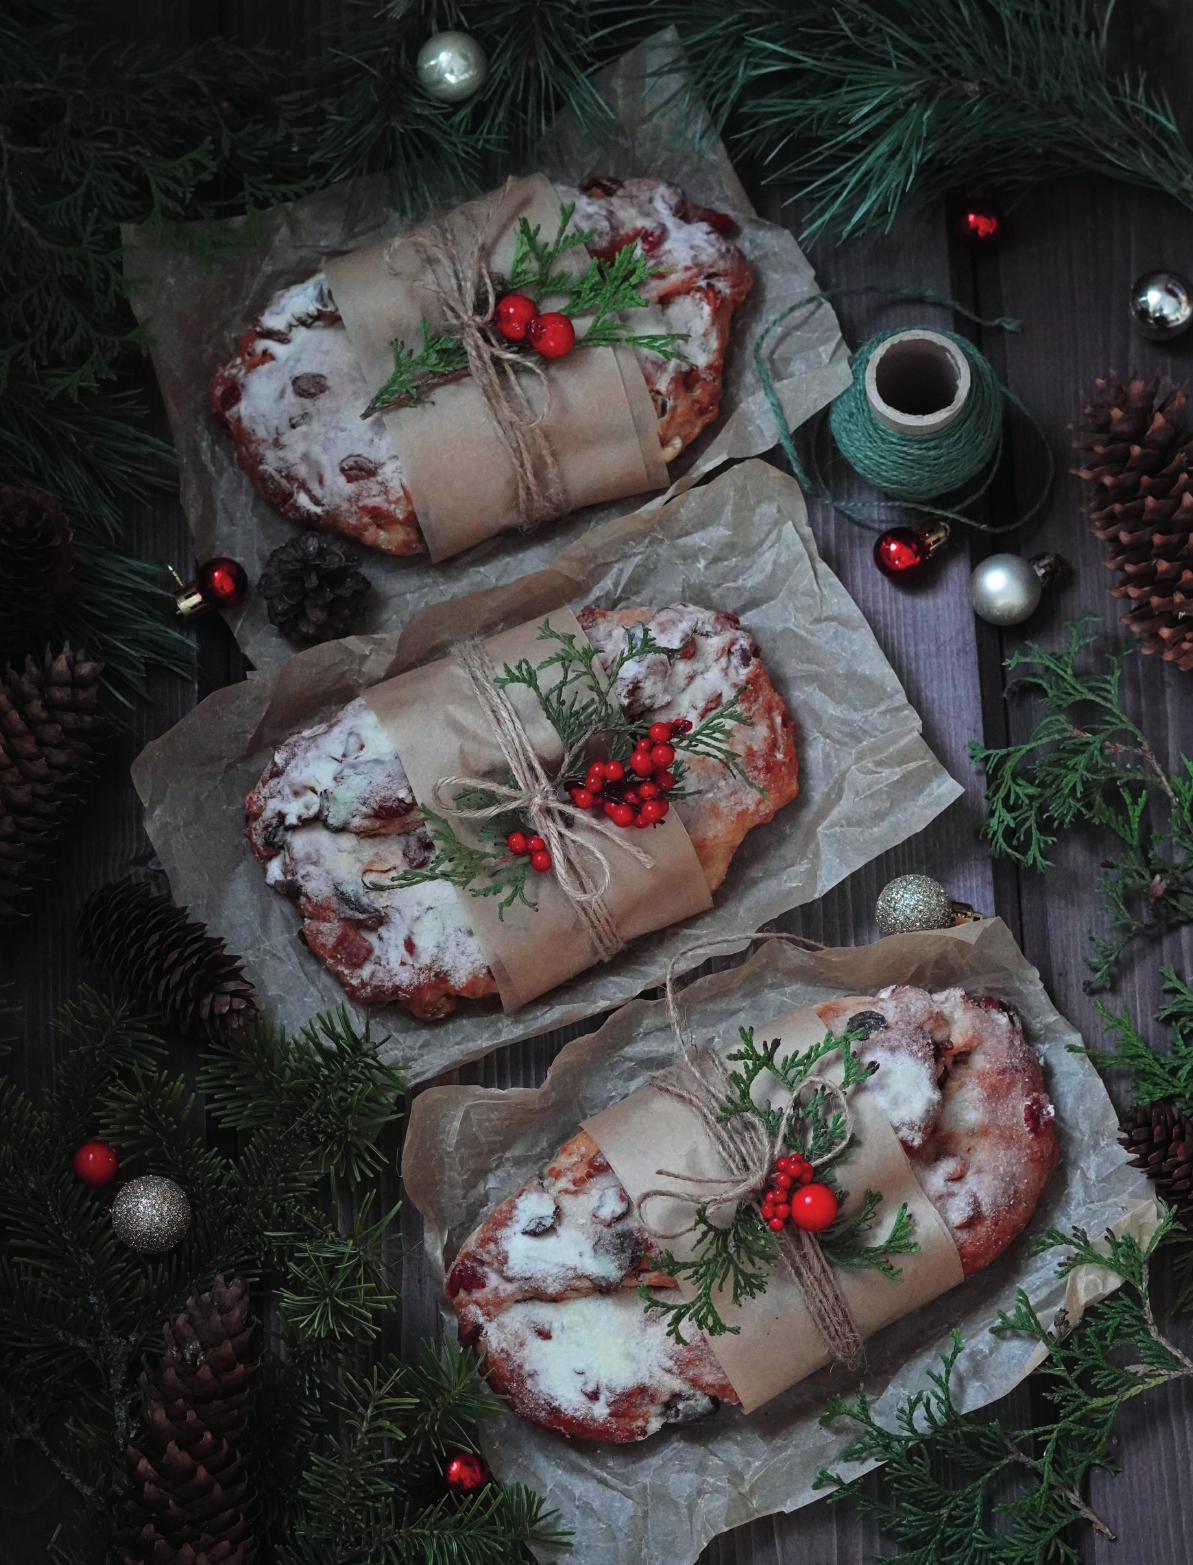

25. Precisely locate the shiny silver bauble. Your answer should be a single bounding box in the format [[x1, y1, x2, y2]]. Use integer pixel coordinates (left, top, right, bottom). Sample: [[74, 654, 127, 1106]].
[[416, 31, 488, 104], [875, 874, 953, 936], [1129, 270, 1193, 341], [111, 1174, 191, 1254], [969, 553, 1044, 626]]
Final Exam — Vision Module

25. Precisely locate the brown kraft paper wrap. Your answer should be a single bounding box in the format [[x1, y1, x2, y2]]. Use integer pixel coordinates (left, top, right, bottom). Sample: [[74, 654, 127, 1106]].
[[325, 174, 669, 562], [363, 608, 712, 1010], [583, 1002, 964, 1412]]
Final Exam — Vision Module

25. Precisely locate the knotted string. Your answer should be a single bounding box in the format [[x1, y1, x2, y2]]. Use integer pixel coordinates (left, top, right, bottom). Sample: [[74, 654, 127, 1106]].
[[636, 932, 865, 1369], [431, 639, 655, 963], [387, 181, 566, 529]]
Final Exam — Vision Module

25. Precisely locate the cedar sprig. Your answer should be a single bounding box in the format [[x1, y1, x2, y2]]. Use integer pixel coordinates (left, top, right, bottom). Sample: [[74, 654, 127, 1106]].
[[814, 1214, 1191, 1561], [362, 320, 471, 418], [368, 807, 539, 918], [970, 617, 1193, 990], [640, 1202, 780, 1344]]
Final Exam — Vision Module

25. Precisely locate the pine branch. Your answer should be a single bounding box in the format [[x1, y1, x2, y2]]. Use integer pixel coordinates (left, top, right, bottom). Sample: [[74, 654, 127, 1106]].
[[970, 618, 1193, 991]]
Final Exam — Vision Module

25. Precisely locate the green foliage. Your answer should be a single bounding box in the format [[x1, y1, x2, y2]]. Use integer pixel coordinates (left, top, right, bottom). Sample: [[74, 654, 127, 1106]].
[[1076, 965, 1193, 1113], [364, 320, 472, 416], [815, 1215, 1191, 1563], [642, 1022, 917, 1341], [970, 618, 1193, 990], [374, 805, 539, 917]]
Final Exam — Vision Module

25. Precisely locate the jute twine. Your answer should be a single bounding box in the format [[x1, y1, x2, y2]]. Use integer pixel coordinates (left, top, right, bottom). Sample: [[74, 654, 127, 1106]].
[[637, 932, 865, 1369], [431, 639, 655, 963], [387, 180, 566, 529]]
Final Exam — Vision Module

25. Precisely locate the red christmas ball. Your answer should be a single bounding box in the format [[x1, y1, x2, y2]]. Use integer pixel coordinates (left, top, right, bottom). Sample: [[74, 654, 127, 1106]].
[[444, 1450, 489, 1495], [495, 292, 538, 341], [955, 196, 1001, 252], [873, 527, 936, 581], [528, 311, 576, 359], [790, 1182, 839, 1233], [197, 557, 249, 608], [72, 1140, 119, 1187]]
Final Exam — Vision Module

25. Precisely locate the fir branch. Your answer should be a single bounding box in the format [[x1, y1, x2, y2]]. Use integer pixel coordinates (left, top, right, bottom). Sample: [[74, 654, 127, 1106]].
[[970, 617, 1193, 990]]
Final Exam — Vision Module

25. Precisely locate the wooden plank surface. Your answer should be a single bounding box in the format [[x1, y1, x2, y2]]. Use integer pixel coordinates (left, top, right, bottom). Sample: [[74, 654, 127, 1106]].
[[7, 4, 1193, 1560]]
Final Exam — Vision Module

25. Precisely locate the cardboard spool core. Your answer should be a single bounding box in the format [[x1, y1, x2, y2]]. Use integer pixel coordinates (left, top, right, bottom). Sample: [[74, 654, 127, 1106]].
[[864, 329, 971, 438]]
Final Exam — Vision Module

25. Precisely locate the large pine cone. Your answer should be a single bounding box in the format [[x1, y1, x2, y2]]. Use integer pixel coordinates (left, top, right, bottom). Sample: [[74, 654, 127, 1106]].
[[121, 1276, 260, 1565], [258, 533, 371, 646], [1119, 1100, 1193, 1225], [0, 488, 75, 660], [0, 643, 105, 922], [76, 880, 258, 1039], [1072, 371, 1193, 671]]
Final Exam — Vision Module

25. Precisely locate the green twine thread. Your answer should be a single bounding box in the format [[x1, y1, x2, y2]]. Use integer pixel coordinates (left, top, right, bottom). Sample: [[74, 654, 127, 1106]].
[[755, 293, 1054, 535]]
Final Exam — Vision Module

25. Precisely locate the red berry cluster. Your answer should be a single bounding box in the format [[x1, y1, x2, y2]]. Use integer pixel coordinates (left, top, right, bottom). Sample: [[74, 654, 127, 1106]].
[[566, 718, 692, 830], [505, 832, 553, 873], [759, 1154, 839, 1234], [494, 293, 576, 360]]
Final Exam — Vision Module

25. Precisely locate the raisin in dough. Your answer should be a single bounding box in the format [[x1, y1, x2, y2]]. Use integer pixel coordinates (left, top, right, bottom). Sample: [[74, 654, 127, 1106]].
[[210, 178, 754, 556], [245, 604, 799, 1019], [445, 987, 1057, 1442]]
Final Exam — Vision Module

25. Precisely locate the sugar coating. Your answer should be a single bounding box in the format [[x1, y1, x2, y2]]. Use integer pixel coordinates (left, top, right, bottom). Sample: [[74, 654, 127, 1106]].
[[502, 1176, 634, 1290]]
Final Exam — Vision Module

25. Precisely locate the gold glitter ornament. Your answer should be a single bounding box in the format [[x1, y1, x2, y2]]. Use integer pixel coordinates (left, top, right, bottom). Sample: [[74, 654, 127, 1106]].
[[875, 874, 953, 935], [111, 1174, 191, 1254]]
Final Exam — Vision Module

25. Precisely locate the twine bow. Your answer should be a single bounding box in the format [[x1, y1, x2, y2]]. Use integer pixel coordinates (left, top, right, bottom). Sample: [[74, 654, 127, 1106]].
[[387, 181, 566, 529], [431, 639, 656, 963], [637, 933, 865, 1369]]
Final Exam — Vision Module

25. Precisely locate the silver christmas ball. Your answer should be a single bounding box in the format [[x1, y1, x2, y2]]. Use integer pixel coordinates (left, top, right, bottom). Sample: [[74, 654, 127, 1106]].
[[111, 1175, 191, 1254], [1129, 270, 1193, 341], [417, 31, 488, 103], [969, 553, 1043, 627], [875, 874, 953, 936]]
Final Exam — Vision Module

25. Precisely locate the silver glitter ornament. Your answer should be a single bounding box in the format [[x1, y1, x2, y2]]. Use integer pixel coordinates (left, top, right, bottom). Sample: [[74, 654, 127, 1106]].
[[1129, 270, 1193, 341], [111, 1174, 191, 1254], [875, 874, 953, 935], [969, 553, 1047, 626], [416, 32, 488, 103]]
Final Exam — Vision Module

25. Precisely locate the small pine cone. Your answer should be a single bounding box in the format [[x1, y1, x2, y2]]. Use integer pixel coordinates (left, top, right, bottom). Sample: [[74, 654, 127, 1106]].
[[258, 533, 371, 646], [1073, 372, 1193, 671], [0, 488, 75, 659], [1119, 1100, 1193, 1226], [77, 880, 258, 1039], [121, 1277, 260, 1565]]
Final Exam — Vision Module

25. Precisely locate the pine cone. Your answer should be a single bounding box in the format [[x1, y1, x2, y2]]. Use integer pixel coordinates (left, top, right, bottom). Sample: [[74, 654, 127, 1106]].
[[1118, 1100, 1193, 1225], [0, 643, 105, 923], [258, 533, 371, 646], [76, 880, 258, 1039], [1072, 371, 1193, 671], [0, 488, 75, 660], [121, 1276, 261, 1565]]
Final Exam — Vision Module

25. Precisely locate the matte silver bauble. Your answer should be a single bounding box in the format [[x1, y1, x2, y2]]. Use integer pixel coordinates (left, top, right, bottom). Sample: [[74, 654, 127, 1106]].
[[111, 1174, 191, 1254], [875, 874, 953, 936], [1129, 270, 1193, 341], [417, 31, 488, 103], [969, 553, 1043, 626]]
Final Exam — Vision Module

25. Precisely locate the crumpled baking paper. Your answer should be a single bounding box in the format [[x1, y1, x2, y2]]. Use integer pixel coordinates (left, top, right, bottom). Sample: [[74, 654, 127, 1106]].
[[131, 457, 961, 1081], [123, 28, 848, 672], [402, 919, 1160, 1565]]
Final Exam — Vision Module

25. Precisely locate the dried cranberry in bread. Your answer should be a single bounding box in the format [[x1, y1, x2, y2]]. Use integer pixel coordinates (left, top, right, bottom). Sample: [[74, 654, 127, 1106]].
[[244, 604, 798, 1019], [210, 178, 753, 556], [445, 987, 1057, 1442]]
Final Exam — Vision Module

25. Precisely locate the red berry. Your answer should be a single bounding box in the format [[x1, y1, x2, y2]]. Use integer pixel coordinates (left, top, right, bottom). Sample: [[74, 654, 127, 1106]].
[[530, 849, 552, 872], [528, 311, 576, 359], [506, 832, 528, 855], [648, 721, 674, 743], [495, 292, 539, 341], [791, 1183, 838, 1233], [569, 787, 594, 810], [773, 1203, 791, 1220], [610, 802, 635, 827], [603, 759, 625, 782], [768, 1216, 786, 1233], [630, 748, 655, 777], [623, 788, 640, 806], [585, 765, 605, 793], [640, 799, 667, 823], [527, 836, 546, 854], [639, 225, 666, 253], [72, 1140, 119, 1187], [634, 811, 652, 828], [773, 1171, 794, 1190], [650, 743, 675, 768], [654, 770, 675, 792], [799, 1166, 815, 1184], [671, 718, 693, 735], [638, 782, 659, 800]]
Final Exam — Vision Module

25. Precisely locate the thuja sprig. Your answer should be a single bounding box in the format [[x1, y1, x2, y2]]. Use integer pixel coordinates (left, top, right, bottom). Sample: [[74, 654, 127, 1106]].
[[640, 1203, 779, 1345], [366, 807, 538, 919], [362, 320, 470, 417], [970, 617, 1193, 990]]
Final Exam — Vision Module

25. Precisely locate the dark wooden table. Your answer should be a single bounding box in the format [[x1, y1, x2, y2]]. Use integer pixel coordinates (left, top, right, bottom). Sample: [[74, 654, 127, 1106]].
[[7, 4, 1193, 1560]]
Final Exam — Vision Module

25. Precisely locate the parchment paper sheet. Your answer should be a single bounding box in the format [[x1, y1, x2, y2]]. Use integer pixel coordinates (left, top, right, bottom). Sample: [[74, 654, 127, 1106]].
[[123, 29, 849, 671], [402, 920, 1160, 1565], [132, 458, 961, 1080]]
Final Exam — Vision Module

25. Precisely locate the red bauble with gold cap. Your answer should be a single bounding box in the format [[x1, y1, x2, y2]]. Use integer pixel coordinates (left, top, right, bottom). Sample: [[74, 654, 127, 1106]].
[[873, 522, 950, 582], [175, 557, 250, 618]]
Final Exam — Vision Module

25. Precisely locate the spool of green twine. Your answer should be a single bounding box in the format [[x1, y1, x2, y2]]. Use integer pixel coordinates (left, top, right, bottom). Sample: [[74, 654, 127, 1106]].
[[828, 329, 1003, 503]]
